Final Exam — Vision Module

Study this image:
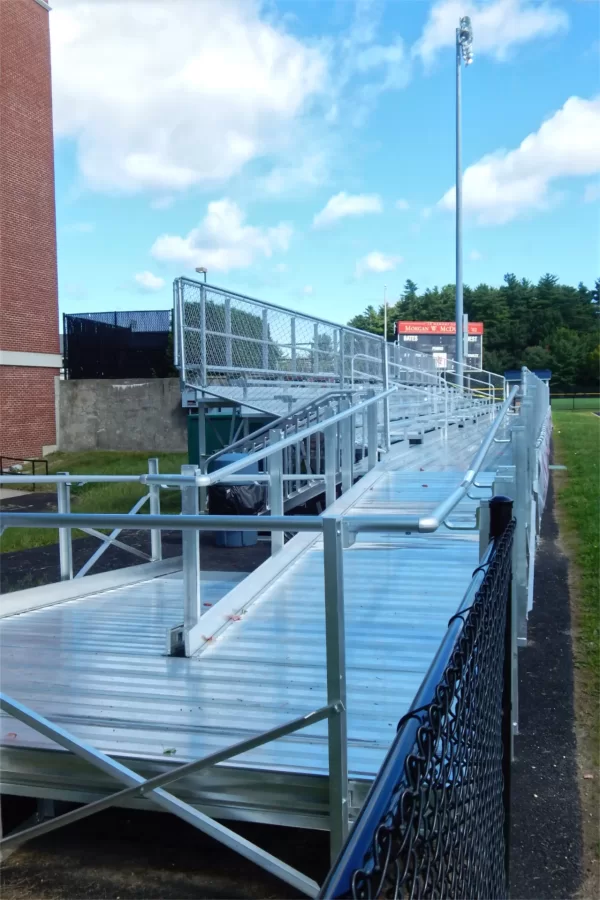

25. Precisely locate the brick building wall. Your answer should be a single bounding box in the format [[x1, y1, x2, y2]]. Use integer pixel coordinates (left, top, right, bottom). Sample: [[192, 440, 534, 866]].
[[0, 0, 60, 458]]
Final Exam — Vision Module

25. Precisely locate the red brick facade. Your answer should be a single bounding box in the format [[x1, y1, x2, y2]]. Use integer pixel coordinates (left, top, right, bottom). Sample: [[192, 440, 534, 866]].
[[0, 0, 59, 457], [0, 367, 56, 459]]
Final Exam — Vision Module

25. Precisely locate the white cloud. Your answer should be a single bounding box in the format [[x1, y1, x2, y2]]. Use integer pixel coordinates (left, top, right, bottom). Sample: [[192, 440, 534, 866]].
[[421, 207, 432, 220], [303, 285, 314, 296], [274, 262, 288, 273], [395, 198, 410, 210], [469, 249, 483, 261], [135, 271, 166, 292], [313, 192, 382, 229], [63, 221, 94, 233], [260, 152, 329, 197], [438, 96, 600, 224], [151, 196, 175, 210], [151, 198, 292, 272], [50, 0, 327, 194], [414, 0, 568, 66], [355, 251, 402, 278], [583, 181, 600, 203]]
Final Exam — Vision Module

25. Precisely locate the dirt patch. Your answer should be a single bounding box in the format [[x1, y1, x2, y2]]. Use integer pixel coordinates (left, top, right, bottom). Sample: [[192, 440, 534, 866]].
[[0, 802, 328, 899]]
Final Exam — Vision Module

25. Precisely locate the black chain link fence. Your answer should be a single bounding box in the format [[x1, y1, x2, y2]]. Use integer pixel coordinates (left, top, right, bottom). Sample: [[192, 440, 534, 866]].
[[321, 513, 515, 900], [63, 310, 174, 379]]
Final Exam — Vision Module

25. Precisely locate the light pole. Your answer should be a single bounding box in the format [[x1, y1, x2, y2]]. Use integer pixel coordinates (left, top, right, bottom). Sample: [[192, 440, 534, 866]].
[[455, 15, 473, 390], [195, 266, 207, 283]]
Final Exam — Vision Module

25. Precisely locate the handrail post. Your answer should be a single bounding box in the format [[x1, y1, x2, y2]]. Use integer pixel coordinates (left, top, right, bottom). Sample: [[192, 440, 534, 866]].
[[323, 407, 337, 508], [381, 340, 390, 451], [181, 465, 201, 630], [148, 458, 162, 561], [367, 395, 378, 471], [268, 429, 284, 554], [200, 285, 207, 386], [262, 309, 269, 370], [322, 515, 349, 861], [512, 425, 529, 646], [57, 472, 73, 581], [224, 297, 232, 368], [340, 397, 353, 493], [494, 466, 518, 757], [291, 317, 297, 371]]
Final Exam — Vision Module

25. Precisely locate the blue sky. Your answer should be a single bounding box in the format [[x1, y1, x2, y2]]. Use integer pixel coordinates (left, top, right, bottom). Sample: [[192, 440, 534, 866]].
[[52, 0, 600, 324]]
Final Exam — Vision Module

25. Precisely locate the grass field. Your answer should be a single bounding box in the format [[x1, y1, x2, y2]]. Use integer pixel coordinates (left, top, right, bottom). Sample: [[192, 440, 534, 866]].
[[552, 411, 600, 765], [0, 450, 187, 554], [551, 396, 600, 410]]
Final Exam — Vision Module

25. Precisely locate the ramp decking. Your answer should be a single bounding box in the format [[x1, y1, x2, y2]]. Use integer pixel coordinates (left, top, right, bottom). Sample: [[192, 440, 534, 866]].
[[0, 417, 511, 829]]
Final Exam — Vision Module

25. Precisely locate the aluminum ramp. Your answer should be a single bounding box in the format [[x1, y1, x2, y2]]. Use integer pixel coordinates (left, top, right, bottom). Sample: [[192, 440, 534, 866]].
[[0, 417, 510, 829]]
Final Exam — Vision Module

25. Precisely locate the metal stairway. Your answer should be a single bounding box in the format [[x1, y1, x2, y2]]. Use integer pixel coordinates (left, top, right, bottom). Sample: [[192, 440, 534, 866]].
[[175, 278, 505, 509]]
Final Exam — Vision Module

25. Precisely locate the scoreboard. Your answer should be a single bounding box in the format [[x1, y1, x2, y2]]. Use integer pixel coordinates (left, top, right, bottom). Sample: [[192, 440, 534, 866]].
[[396, 321, 484, 371]]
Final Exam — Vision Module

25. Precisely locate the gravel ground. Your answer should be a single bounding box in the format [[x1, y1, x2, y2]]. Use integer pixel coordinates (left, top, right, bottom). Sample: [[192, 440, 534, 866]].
[[509, 475, 583, 899]]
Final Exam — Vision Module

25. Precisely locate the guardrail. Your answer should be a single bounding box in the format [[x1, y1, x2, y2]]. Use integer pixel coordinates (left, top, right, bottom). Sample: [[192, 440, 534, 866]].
[[0, 377, 550, 897]]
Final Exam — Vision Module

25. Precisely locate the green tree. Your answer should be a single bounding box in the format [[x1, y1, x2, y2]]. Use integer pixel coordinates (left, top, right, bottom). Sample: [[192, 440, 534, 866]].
[[348, 273, 600, 390]]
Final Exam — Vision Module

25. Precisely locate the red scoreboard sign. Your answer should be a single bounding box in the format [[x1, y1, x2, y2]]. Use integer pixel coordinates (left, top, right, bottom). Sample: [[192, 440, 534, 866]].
[[397, 321, 484, 335], [396, 321, 484, 370]]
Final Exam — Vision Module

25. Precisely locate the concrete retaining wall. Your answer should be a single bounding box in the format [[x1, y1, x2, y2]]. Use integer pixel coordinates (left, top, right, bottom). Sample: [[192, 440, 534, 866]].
[[57, 378, 187, 452]]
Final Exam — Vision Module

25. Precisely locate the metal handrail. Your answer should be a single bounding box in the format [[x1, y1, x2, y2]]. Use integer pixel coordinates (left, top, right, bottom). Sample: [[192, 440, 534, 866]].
[[198, 387, 396, 487], [344, 385, 518, 534], [0, 389, 514, 537], [204, 390, 349, 468]]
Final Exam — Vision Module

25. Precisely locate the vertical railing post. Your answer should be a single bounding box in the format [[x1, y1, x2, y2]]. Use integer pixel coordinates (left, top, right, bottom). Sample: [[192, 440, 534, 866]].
[[512, 425, 529, 646], [224, 297, 232, 368], [291, 317, 297, 372], [148, 458, 162, 561], [200, 284, 207, 387], [323, 407, 337, 508], [176, 280, 186, 390], [57, 473, 73, 581], [478, 499, 490, 562], [262, 309, 269, 370], [313, 323, 319, 374], [367, 395, 378, 470], [340, 328, 346, 389], [322, 515, 349, 861], [494, 466, 518, 756], [381, 342, 390, 451], [340, 397, 353, 494], [268, 429, 284, 555], [198, 403, 207, 513], [181, 465, 201, 630]]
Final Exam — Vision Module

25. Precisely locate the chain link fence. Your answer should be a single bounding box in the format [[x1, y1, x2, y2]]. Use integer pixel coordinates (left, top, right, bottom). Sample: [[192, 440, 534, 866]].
[[64, 311, 173, 380], [321, 513, 515, 900], [176, 280, 438, 416]]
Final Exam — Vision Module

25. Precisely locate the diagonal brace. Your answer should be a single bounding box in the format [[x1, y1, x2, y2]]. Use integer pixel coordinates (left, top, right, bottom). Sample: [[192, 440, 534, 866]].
[[0, 694, 331, 896]]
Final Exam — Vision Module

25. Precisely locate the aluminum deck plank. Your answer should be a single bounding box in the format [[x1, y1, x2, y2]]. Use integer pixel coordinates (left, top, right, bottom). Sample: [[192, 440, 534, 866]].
[[0, 417, 512, 819]]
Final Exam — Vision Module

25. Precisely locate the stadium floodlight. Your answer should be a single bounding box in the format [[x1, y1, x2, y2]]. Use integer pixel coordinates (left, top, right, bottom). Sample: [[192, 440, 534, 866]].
[[455, 15, 474, 389], [458, 16, 473, 64]]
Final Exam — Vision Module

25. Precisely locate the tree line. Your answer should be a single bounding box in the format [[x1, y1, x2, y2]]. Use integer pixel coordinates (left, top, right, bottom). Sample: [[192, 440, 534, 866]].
[[348, 274, 599, 391]]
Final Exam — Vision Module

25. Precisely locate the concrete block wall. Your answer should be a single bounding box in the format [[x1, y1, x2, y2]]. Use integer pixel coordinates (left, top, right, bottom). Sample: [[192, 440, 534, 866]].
[[57, 378, 188, 453]]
